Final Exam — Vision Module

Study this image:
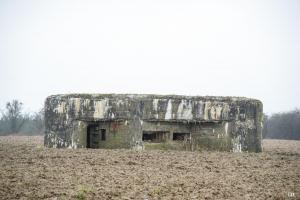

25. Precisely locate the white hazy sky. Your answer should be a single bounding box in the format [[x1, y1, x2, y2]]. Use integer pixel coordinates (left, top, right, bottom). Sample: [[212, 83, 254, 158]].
[[0, 0, 299, 114]]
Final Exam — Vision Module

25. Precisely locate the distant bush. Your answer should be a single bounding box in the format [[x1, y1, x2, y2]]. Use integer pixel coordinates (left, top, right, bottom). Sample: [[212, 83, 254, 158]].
[[264, 109, 300, 140]]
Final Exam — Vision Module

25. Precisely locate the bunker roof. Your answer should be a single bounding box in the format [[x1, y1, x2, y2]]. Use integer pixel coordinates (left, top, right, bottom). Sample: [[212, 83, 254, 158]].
[[47, 93, 261, 103]]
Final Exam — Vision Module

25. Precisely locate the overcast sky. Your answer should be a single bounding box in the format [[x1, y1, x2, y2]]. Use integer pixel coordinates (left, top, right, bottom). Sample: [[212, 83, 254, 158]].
[[0, 0, 299, 114]]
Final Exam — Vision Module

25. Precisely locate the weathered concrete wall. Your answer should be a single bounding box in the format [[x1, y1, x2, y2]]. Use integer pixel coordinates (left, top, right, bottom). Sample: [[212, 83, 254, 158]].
[[44, 94, 263, 152]]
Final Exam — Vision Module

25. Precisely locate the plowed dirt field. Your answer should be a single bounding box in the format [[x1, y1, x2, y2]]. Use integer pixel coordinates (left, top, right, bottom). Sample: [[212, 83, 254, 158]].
[[0, 136, 299, 199]]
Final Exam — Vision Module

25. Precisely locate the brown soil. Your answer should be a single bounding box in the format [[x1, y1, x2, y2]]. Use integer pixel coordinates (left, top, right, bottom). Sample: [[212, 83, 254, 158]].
[[0, 136, 299, 200]]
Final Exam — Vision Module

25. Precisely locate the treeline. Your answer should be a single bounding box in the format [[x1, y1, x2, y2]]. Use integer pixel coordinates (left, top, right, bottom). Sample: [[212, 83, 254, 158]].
[[263, 108, 300, 140], [0, 100, 44, 135], [0, 100, 299, 139]]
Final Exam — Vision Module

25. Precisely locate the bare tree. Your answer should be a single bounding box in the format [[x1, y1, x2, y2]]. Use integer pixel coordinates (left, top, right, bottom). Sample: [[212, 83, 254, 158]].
[[1, 100, 25, 134], [32, 108, 45, 134]]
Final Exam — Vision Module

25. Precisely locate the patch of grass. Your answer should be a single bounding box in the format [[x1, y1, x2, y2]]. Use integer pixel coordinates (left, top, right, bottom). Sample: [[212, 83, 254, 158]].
[[148, 186, 163, 197], [75, 185, 93, 200], [36, 144, 44, 149]]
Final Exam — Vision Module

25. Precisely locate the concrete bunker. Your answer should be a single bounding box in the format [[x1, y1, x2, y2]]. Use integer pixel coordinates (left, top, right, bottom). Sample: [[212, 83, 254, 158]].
[[44, 94, 263, 152]]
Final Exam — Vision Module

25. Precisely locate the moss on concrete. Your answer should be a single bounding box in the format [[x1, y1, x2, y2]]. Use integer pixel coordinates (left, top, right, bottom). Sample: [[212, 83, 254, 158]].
[[192, 136, 232, 151]]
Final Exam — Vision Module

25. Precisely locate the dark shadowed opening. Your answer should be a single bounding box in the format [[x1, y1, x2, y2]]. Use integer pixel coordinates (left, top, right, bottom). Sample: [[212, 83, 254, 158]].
[[87, 124, 106, 148], [173, 132, 190, 141], [87, 125, 92, 148], [100, 129, 106, 141], [142, 131, 167, 142]]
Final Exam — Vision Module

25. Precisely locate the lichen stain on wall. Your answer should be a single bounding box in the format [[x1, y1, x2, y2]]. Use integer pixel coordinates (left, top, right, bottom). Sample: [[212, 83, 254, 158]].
[[204, 101, 211, 120], [70, 98, 81, 116], [195, 101, 204, 119], [165, 99, 172, 120], [93, 99, 110, 119], [153, 99, 159, 112], [177, 99, 193, 120], [54, 101, 66, 114], [232, 135, 242, 152]]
